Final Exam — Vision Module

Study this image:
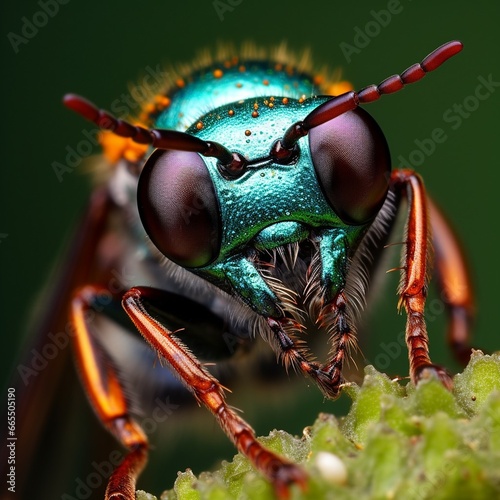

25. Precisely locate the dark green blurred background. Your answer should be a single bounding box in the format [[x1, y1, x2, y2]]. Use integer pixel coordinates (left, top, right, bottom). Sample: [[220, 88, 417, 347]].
[[1, 1, 499, 498]]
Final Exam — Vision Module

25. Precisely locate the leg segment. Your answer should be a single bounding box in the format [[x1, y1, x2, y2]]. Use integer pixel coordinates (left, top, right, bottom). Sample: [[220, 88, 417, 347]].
[[267, 289, 354, 400], [265, 227, 357, 399], [122, 286, 306, 499], [391, 169, 453, 389], [71, 285, 148, 500], [318, 291, 355, 396], [428, 197, 475, 365]]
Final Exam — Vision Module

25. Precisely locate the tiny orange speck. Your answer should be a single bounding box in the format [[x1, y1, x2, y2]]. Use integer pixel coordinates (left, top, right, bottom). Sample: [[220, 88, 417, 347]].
[[196, 121, 204, 130], [228, 109, 235, 116], [245, 130, 251, 136], [263, 79, 269, 86], [251, 110, 259, 118], [236, 82, 243, 88], [155, 96, 170, 109], [176, 78, 185, 88], [213, 69, 223, 78], [282, 97, 289, 105], [313, 75, 325, 85]]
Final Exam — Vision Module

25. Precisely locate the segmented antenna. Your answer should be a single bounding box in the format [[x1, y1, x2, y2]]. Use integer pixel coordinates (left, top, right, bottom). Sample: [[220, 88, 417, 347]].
[[62, 94, 246, 172], [277, 40, 463, 153], [64, 40, 462, 176]]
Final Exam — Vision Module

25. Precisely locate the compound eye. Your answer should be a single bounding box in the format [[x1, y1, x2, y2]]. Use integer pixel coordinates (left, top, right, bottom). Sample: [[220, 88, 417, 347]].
[[309, 108, 391, 224], [138, 149, 221, 268]]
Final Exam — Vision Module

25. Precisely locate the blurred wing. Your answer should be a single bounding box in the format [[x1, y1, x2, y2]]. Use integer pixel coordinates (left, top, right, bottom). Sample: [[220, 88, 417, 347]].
[[1, 187, 117, 498]]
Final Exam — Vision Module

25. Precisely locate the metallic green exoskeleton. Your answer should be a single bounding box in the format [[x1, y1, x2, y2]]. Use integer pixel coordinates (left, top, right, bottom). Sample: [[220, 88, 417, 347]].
[[138, 62, 388, 323]]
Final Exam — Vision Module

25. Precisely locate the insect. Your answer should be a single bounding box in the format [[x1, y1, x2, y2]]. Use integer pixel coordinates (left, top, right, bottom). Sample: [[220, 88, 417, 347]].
[[55, 40, 474, 498]]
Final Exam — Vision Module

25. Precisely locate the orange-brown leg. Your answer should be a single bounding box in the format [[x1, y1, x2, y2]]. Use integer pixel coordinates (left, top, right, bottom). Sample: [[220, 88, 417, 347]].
[[71, 285, 148, 500], [391, 169, 453, 389], [428, 197, 475, 365], [122, 286, 307, 499]]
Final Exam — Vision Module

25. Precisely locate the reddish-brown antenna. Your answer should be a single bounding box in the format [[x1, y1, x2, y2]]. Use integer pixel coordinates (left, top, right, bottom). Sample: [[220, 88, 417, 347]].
[[62, 94, 246, 170], [64, 41, 463, 175], [277, 40, 463, 153]]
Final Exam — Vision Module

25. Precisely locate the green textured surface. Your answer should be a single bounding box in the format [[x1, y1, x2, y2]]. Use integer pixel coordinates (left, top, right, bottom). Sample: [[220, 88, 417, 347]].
[[138, 351, 500, 500]]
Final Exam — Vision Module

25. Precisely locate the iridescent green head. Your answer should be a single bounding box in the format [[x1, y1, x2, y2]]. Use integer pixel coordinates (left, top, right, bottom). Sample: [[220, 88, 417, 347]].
[[63, 41, 463, 324], [138, 91, 390, 318]]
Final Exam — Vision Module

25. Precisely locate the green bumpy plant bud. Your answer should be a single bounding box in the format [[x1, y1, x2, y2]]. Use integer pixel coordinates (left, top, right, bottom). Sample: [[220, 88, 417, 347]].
[[137, 351, 500, 500]]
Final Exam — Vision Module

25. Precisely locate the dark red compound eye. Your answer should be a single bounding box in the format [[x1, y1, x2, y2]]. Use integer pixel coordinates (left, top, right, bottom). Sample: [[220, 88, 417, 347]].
[[138, 149, 221, 268], [309, 108, 391, 225]]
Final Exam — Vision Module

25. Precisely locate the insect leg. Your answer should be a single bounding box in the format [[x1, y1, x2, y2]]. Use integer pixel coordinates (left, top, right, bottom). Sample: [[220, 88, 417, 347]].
[[391, 169, 454, 389], [266, 316, 320, 379], [71, 285, 149, 500], [122, 286, 307, 499], [267, 290, 353, 401], [428, 197, 475, 365], [317, 291, 355, 397]]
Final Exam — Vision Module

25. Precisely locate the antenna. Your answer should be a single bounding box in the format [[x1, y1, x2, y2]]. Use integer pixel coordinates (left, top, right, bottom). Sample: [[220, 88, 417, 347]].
[[63, 94, 246, 172], [64, 41, 463, 175], [275, 41, 463, 156]]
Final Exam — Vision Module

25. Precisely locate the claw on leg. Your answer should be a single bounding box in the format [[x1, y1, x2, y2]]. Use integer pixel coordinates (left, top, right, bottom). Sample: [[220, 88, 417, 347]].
[[414, 363, 453, 390], [271, 462, 308, 499], [266, 295, 351, 401]]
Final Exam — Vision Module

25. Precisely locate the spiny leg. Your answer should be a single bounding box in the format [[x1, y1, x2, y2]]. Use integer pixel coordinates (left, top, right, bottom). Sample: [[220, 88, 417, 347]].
[[122, 286, 307, 499], [428, 197, 475, 365], [266, 316, 320, 381], [266, 290, 354, 400], [317, 291, 356, 397], [391, 169, 453, 389], [71, 285, 148, 500]]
